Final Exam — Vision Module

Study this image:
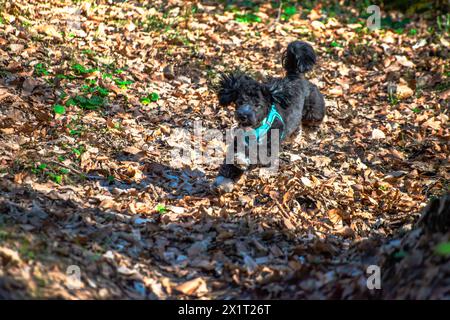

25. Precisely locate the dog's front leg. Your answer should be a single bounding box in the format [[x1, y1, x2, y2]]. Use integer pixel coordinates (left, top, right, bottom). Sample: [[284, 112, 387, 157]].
[[212, 163, 244, 193], [212, 128, 254, 193], [212, 133, 251, 193]]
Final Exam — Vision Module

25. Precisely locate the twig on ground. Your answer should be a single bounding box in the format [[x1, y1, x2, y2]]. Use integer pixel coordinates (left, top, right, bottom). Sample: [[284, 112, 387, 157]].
[[276, 0, 283, 22], [46, 160, 105, 180]]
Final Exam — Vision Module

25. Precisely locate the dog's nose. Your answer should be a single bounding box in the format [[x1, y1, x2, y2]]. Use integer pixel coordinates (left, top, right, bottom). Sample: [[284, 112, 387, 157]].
[[237, 110, 249, 121], [236, 105, 253, 123]]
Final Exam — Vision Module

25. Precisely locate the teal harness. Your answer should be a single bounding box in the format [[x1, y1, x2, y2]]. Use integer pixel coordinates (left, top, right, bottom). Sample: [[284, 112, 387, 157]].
[[244, 104, 285, 145]]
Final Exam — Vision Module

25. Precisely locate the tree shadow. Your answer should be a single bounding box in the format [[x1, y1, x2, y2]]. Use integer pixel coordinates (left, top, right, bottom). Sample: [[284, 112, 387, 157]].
[[97, 150, 214, 200], [0, 174, 385, 300]]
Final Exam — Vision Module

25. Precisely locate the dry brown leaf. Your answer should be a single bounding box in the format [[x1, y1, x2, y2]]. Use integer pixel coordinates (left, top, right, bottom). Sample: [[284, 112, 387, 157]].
[[311, 20, 325, 30], [371, 128, 386, 140], [123, 146, 142, 155], [422, 117, 441, 130], [328, 86, 343, 96], [35, 24, 63, 39], [0, 246, 22, 265], [396, 84, 414, 99], [22, 78, 40, 96], [328, 209, 343, 226], [334, 226, 355, 238], [174, 277, 207, 296], [395, 55, 415, 68], [301, 176, 313, 187]]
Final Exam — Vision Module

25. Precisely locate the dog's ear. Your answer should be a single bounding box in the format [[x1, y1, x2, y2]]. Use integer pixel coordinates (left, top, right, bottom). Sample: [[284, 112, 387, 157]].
[[217, 73, 243, 106], [266, 82, 289, 109], [259, 84, 274, 104], [260, 84, 273, 103]]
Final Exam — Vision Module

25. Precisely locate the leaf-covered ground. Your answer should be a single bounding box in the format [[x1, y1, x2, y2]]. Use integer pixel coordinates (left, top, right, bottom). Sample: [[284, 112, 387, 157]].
[[0, 0, 449, 299]]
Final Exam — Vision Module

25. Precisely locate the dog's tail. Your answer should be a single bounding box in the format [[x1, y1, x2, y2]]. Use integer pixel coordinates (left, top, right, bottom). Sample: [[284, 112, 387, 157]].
[[282, 41, 316, 76]]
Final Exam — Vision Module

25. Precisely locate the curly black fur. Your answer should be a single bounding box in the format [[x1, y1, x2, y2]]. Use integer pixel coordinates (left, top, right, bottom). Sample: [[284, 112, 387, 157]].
[[213, 41, 326, 191], [282, 40, 317, 75]]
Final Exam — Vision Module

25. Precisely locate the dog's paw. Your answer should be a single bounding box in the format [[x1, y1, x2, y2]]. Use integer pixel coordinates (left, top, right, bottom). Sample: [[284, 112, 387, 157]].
[[211, 176, 235, 194]]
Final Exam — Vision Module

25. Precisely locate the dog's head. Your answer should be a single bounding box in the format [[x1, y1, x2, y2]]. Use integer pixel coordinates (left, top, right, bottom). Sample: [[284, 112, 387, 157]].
[[217, 73, 271, 128]]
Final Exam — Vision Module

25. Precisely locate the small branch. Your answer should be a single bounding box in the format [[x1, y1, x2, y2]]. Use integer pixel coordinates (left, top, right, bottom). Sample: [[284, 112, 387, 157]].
[[276, 0, 283, 22], [46, 160, 104, 180]]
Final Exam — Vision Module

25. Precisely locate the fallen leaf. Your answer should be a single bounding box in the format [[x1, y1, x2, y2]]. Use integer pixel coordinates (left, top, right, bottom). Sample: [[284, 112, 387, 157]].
[[22, 78, 40, 96], [0, 246, 22, 265], [396, 84, 414, 99], [123, 146, 142, 155], [35, 24, 63, 39], [371, 128, 386, 140], [395, 55, 415, 68], [174, 277, 207, 296], [328, 209, 343, 226], [301, 177, 313, 187]]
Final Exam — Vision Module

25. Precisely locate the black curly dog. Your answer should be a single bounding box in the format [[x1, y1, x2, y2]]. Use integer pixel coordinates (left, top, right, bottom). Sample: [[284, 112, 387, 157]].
[[212, 41, 326, 193]]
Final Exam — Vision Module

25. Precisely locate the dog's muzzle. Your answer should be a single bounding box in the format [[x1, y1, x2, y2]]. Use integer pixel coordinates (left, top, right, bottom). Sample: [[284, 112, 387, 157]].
[[236, 105, 256, 126]]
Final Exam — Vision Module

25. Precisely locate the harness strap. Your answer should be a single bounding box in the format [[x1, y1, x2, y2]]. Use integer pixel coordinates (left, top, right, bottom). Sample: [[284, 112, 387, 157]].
[[244, 104, 285, 145]]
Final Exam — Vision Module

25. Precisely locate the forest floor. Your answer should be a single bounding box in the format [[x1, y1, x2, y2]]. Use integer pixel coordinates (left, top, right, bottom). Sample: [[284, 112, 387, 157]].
[[0, 0, 449, 299]]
